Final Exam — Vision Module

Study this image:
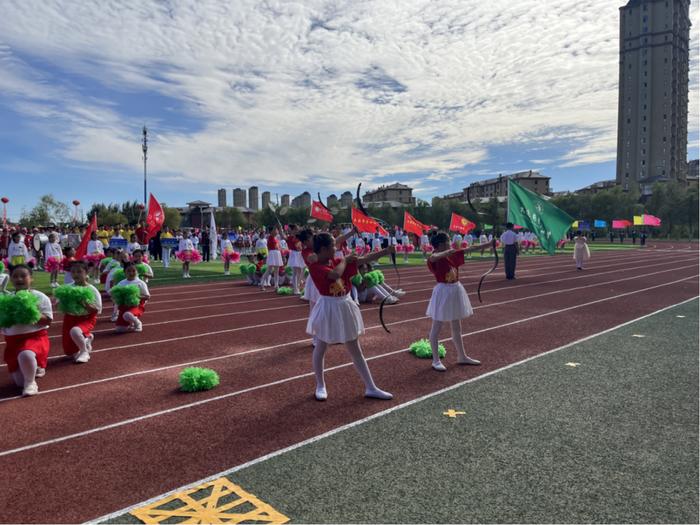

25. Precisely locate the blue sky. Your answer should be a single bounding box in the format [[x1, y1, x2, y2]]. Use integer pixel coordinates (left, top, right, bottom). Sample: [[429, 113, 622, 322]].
[[0, 0, 698, 221]]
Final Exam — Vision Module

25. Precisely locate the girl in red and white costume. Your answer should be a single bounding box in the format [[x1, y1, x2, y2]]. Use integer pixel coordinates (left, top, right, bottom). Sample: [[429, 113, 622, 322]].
[[176, 231, 201, 278], [426, 232, 492, 371], [286, 225, 305, 295], [86, 231, 105, 284], [307, 232, 395, 402], [260, 227, 283, 291], [44, 232, 64, 288], [111, 262, 150, 333], [2, 265, 52, 396], [59, 261, 102, 364], [220, 233, 240, 275]]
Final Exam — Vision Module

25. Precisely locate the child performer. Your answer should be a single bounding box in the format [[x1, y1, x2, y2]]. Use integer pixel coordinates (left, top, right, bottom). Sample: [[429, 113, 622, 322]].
[[426, 232, 491, 372], [2, 265, 52, 396], [62, 246, 76, 285], [354, 263, 406, 304], [57, 261, 102, 363], [176, 231, 201, 278], [0, 261, 8, 294], [44, 232, 64, 288], [86, 231, 105, 284], [307, 233, 395, 401], [105, 251, 131, 321], [401, 232, 410, 263], [111, 262, 150, 333], [286, 225, 305, 295], [8, 232, 33, 268], [221, 233, 239, 276], [572, 231, 591, 271], [132, 249, 154, 282], [126, 233, 141, 255], [260, 227, 283, 292]]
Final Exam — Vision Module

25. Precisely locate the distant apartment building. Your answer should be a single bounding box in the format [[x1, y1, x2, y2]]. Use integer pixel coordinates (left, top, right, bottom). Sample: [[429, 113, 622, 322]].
[[327, 194, 339, 209], [616, 0, 691, 196], [291, 191, 312, 208], [339, 191, 353, 208], [471, 171, 551, 200], [688, 159, 699, 178], [363, 183, 415, 207], [248, 186, 259, 210], [281, 194, 290, 207], [574, 180, 618, 195], [261, 191, 271, 210], [217, 188, 227, 208], [233, 188, 246, 208]]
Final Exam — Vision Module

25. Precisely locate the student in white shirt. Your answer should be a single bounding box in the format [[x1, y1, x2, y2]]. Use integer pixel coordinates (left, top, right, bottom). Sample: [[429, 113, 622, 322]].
[[8, 232, 31, 268], [44, 232, 64, 288], [2, 265, 53, 396], [111, 262, 150, 333], [500, 223, 520, 280]]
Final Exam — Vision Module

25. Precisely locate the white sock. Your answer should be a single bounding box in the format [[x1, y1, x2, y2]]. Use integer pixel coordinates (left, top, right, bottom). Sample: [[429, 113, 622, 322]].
[[429, 320, 444, 366], [451, 319, 480, 364], [312, 340, 328, 396], [17, 350, 37, 387], [70, 326, 88, 354], [346, 340, 392, 399]]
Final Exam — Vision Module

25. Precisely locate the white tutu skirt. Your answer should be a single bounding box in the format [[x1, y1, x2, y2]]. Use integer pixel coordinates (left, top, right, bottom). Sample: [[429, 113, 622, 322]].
[[307, 294, 365, 344], [288, 250, 305, 268], [426, 282, 474, 322], [303, 276, 320, 302], [266, 249, 284, 266]]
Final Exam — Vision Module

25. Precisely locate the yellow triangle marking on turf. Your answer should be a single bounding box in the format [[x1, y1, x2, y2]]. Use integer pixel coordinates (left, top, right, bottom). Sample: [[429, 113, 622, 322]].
[[130, 477, 289, 524], [443, 409, 466, 418]]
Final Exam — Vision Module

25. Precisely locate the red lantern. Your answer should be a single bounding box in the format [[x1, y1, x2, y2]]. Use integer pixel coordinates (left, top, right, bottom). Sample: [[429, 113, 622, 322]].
[[72, 200, 80, 206], [1, 197, 8, 204], [137, 203, 145, 210]]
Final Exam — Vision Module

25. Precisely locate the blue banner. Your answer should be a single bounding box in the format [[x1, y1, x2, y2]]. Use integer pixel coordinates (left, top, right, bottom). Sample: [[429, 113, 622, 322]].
[[108, 238, 128, 249], [578, 220, 591, 231], [594, 220, 607, 228], [161, 238, 179, 248]]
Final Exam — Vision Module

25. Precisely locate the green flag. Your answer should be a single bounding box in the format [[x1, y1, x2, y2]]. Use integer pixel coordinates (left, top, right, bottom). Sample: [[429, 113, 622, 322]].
[[508, 179, 574, 255], [483, 224, 493, 230]]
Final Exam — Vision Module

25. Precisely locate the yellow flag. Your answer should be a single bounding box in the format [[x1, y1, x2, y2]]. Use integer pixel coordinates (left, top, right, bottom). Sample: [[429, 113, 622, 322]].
[[571, 220, 579, 228], [633, 215, 644, 226]]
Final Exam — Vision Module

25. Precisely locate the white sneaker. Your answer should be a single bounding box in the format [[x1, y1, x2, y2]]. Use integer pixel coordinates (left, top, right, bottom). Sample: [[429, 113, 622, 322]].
[[86, 335, 94, 352], [458, 356, 481, 366], [75, 350, 90, 363], [315, 386, 328, 401], [385, 296, 399, 305], [35, 367, 46, 378], [394, 289, 406, 297], [110, 312, 118, 322], [365, 388, 393, 400], [132, 320, 143, 332], [50, 282, 58, 288], [224, 271, 230, 276], [432, 362, 447, 372], [22, 382, 39, 396]]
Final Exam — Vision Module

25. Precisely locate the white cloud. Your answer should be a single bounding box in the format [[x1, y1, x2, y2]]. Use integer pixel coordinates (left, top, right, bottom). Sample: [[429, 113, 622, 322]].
[[0, 0, 697, 195]]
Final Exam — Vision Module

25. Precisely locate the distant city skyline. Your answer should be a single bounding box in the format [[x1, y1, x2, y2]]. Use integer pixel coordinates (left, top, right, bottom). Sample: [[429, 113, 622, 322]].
[[0, 0, 698, 220]]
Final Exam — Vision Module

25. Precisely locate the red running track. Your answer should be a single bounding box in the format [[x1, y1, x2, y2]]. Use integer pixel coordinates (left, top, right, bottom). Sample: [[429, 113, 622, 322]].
[[0, 245, 697, 523]]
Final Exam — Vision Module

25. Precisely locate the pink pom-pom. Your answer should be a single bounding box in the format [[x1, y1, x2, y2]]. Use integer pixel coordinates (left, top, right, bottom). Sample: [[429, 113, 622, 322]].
[[461, 241, 468, 249], [364, 246, 371, 255], [395, 244, 404, 253], [176, 250, 203, 264], [355, 247, 364, 255], [222, 251, 240, 263], [406, 244, 415, 253], [45, 257, 62, 273], [83, 254, 105, 265]]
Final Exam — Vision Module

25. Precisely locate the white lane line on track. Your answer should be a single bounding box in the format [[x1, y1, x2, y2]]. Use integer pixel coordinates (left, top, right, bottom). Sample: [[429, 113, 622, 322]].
[[1, 263, 696, 402], [17, 256, 697, 355], [89, 293, 699, 524], [28, 252, 697, 342], [0, 276, 695, 460]]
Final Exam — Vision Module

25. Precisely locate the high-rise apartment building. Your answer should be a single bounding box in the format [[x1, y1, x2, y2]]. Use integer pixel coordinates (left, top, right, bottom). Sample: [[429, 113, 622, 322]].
[[233, 188, 247, 208], [261, 191, 271, 210], [281, 194, 290, 207], [616, 0, 691, 196], [248, 186, 259, 210], [217, 188, 227, 208]]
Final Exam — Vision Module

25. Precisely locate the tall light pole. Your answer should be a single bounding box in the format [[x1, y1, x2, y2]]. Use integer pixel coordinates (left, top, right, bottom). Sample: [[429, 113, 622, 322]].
[[142, 125, 148, 207]]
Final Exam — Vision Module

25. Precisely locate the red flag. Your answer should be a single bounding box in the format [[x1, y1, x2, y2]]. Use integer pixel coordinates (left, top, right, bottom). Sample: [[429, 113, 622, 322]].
[[352, 207, 380, 234], [310, 200, 333, 222], [449, 213, 476, 235], [403, 211, 429, 237], [145, 193, 165, 242], [75, 214, 97, 260]]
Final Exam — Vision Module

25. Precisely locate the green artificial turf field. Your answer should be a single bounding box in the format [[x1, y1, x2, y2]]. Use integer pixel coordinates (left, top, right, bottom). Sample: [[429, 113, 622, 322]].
[[105, 298, 698, 524]]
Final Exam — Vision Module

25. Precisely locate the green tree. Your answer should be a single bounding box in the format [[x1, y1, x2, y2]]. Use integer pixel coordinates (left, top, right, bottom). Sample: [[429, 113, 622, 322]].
[[162, 206, 182, 230], [215, 208, 245, 229], [19, 194, 71, 226]]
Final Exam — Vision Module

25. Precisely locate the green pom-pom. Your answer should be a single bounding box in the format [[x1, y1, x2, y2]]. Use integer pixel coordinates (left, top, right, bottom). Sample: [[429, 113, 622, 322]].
[[239, 263, 251, 275], [409, 339, 446, 359], [304, 267, 309, 277], [135, 263, 149, 278], [285, 266, 293, 276], [111, 284, 141, 307], [0, 291, 42, 328], [277, 287, 293, 295], [0, 261, 5, 274], [363, 271, 382, 288], [260, 264, 267, 275], [100, 257, 113, 269], [179, 367, 220, 392], [375, 270, 385, 284], [54, 285, 95, 315], [112, 269, 126, 284], [351, 274, 363, 287]]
